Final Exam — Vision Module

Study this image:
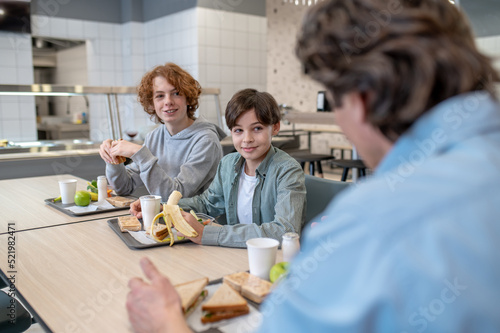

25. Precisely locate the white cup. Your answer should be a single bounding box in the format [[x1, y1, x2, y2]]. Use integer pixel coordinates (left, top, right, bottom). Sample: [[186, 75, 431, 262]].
[[140, 195, 162, 231], [58, 179, 77, 204], [246, 238, 280, 281]]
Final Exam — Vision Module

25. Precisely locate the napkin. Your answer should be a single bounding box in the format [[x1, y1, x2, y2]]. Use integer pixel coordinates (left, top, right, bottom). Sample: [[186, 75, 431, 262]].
[[127, 228, 183, 245], [127, 230, 158, 245], [66, 201, 116, 214]]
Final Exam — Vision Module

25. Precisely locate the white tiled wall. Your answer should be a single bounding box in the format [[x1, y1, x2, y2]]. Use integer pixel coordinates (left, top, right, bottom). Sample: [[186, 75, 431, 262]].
[[197, 8, 267, 131], [0, 7, 267, 143], [139, 9, 200, 138], [143, 9, 198, 72], [0, 32, 36, 141], [30, 14, 153, 142]]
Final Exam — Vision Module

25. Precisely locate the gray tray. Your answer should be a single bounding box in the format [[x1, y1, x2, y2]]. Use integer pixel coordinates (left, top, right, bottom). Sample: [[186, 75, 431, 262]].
[[45, 195, 137, 217], [107, 217, 190, 249]]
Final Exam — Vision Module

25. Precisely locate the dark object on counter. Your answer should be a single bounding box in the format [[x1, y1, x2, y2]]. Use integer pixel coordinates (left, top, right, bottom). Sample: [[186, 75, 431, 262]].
[[317, 91, 331, 112]]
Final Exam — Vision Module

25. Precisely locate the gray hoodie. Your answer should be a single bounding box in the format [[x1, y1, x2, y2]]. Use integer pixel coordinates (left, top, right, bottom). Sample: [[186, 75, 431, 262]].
[[106, 118, 226, 201]]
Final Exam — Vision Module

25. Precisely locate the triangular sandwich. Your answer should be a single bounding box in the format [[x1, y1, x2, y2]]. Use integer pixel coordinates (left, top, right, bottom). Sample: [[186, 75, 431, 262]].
[[175, 277, 209, 317], [201, 283, 249, 323]]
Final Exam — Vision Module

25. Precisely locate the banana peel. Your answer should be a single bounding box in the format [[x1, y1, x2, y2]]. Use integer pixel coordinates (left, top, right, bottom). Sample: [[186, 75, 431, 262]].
[[87, 181, 98, 193], [150, 191, 198, 246], [88, 191, 98, 201]]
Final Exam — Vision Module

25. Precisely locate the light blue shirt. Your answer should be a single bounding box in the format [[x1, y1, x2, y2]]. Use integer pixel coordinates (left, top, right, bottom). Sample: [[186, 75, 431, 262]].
[[258, 91, 500, 332]]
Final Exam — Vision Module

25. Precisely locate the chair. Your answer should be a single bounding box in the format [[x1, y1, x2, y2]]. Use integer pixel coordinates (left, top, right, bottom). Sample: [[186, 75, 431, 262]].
[[330, 159, 367, 181], [289, 150, 335, 178], [0, 279, 32, 333], [304, 174, 351, 228]]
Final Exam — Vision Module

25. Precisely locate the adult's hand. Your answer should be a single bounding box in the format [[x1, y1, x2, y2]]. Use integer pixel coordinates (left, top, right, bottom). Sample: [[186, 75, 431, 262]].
[[126, 257, 191, 333], [99, 139, 116, 164], [178, 211, 205, 245], [130, 199, 142, 219], [110, 139, 142, 159]]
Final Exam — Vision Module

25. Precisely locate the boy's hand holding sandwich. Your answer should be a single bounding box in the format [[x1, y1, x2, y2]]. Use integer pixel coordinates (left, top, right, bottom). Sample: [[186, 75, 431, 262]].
[[127, 257, 191, 333]]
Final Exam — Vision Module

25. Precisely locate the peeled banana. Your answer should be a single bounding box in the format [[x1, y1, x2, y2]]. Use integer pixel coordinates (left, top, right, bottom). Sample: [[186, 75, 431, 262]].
[[150, 191, 198, 246]]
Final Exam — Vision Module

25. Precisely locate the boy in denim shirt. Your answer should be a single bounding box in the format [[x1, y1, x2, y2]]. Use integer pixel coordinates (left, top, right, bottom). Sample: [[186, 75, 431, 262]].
[[177, 88, 306, 247]]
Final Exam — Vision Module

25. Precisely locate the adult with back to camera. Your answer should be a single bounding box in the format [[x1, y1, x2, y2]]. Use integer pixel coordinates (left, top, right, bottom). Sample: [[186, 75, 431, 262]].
[[259, 0, 500, 332], [99, 63, 225, 201], [126, 0, 500, 332]]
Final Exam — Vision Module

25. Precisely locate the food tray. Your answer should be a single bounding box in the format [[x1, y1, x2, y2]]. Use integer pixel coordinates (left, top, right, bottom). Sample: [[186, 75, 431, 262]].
[[107, 218, 190, 249], [45, 195, 137, 217]]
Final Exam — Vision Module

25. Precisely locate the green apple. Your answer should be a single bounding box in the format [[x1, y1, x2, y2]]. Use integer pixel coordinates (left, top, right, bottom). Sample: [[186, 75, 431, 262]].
[[269, 261, 289, 283], [74, 190, 91, 206]]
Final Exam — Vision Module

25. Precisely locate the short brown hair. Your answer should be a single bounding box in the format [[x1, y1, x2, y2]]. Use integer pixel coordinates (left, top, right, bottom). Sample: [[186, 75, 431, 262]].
[[296, 0, 499, 140], [137, 63, 202, 123], [225, 89, 281, 129]]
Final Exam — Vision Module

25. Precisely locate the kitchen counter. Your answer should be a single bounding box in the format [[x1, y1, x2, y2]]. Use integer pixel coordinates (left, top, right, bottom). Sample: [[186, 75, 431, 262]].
[[0, 148, 100, 161], [0, 140, 107, 180], [0, 139, 100, 160]]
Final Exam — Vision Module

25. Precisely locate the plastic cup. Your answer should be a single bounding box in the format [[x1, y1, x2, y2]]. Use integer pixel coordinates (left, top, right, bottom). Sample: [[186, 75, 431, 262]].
[[140, 195, 162, 231], [246, 238, 279, 281], [58, 179, 77, 204]]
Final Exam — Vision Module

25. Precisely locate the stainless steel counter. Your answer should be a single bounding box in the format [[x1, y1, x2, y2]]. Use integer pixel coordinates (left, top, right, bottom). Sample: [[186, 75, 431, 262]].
[[0, 140, 104, 180], [0, 140, 105, 164]]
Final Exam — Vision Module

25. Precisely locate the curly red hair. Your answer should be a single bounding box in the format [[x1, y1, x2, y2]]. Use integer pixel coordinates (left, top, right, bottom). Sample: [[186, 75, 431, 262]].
[[137, 63, 202, 123]]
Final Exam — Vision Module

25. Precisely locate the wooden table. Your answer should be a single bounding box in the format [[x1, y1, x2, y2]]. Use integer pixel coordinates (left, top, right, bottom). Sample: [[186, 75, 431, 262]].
[[0, 219, 264, 332], [0, 175, 130, 234]]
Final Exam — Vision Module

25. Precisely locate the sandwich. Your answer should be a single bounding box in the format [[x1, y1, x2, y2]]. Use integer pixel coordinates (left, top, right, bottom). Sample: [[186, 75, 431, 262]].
[[147, 224, 169, 241], [117, 215, 141, 232], [174, 277, 209, 317], [223, 272, 272, 304], [110, 139, 127, 164], [240, 274, 272, 304], [223, 271, 250, 293], [106, 196, 135, 207], [111, 155, 127, 164], [201, 283, 249, 323]]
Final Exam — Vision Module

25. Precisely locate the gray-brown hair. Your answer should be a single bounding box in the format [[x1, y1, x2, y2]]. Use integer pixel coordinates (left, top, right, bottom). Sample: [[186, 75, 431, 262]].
[[296, 0, 499, 140]]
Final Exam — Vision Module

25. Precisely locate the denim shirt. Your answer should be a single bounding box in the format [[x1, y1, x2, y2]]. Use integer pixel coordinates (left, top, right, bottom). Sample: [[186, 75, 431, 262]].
[[179, 146, 306, 248]]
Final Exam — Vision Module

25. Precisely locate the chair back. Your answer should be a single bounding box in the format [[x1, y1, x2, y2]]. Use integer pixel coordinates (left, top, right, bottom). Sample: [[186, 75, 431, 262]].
[[304, 174, 351, 226]]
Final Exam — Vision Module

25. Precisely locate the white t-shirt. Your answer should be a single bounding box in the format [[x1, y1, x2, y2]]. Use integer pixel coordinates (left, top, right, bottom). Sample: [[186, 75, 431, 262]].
[[237, 164, 258, 224]]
